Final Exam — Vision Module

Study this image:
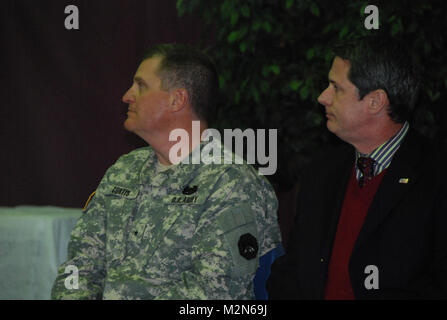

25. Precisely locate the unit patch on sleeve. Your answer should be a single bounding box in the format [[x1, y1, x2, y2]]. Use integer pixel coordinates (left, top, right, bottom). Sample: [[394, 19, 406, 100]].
[[238, 233, 259, 260]]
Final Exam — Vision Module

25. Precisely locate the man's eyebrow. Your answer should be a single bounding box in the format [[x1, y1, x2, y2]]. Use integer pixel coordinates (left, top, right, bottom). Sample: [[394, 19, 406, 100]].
[[133, 76, 147, 84], [328, 78, 340, 87]]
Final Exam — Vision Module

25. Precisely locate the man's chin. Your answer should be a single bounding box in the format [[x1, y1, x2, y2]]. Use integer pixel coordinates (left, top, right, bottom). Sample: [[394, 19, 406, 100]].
[[123, 119, 135, 132], [327, 120, 343, 138], [326, 119, 335, 132]]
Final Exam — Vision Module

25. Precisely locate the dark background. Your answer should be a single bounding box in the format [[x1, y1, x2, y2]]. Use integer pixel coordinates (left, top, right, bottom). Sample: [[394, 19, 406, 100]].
[[1, 0, 202, 207], [3, 1, 447, 245]]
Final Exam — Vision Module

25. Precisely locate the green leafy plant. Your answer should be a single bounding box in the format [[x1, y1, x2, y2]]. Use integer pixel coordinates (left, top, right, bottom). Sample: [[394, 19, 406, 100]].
[[178, 0, 447, 191]]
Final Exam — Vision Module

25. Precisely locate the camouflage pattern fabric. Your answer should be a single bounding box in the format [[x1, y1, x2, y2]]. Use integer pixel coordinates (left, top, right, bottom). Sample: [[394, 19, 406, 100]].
[[51, 138, 280, 299]]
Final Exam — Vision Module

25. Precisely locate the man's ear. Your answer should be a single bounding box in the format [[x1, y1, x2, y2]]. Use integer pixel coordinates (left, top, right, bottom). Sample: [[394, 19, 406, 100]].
[[366, 89, 389, 115], [169, 88, 189, 113]]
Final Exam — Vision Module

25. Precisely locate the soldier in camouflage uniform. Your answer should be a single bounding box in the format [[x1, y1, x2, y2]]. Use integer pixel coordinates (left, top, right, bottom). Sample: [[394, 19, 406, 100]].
[[51, 44, 280, 299]]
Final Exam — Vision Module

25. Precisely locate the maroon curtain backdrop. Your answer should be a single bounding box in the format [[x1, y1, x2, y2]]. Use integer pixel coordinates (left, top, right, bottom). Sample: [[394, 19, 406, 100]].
[[1, 0, 202, 207]]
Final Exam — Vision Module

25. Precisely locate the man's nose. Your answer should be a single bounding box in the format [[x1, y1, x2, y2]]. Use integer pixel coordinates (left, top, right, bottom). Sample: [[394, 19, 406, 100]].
[[317, 87, 331, 107], [122, 87, 135, 104]]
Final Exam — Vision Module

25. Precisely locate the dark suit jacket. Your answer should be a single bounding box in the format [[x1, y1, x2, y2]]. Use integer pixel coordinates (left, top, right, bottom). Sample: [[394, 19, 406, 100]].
[[267, 130, 447, 299]]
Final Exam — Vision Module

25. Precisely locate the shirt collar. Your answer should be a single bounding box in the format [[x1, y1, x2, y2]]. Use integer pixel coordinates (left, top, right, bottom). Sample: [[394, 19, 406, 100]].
[[355, 121, 409, 177]]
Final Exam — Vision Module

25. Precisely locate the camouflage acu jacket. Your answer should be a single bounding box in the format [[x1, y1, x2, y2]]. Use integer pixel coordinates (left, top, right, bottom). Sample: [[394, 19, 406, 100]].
[[51, 140, 280, 299]]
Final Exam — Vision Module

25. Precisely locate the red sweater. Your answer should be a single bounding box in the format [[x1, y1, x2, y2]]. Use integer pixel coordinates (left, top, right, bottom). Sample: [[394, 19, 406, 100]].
[[324, 166, 387, 300]]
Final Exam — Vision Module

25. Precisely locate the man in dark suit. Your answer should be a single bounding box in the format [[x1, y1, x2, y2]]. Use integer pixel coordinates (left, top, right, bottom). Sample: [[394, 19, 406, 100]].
[[267, 35, 447, 299]]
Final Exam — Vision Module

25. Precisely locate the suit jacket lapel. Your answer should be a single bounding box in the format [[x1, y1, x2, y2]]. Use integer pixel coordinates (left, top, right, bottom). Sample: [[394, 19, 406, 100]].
[[354, 130, 425, 252]]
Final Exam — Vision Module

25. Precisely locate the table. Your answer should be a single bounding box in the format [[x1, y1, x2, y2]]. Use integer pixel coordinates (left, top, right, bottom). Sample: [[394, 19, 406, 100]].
[[0, 206, 82, 300]]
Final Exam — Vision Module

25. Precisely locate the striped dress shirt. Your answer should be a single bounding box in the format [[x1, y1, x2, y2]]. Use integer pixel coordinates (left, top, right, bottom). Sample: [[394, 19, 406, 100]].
[[355, 121, 409, 181]]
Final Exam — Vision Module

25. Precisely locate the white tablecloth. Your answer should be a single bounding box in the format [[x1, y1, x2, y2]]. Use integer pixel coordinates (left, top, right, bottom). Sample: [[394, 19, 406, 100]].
[[0, 206, 82, 300]]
